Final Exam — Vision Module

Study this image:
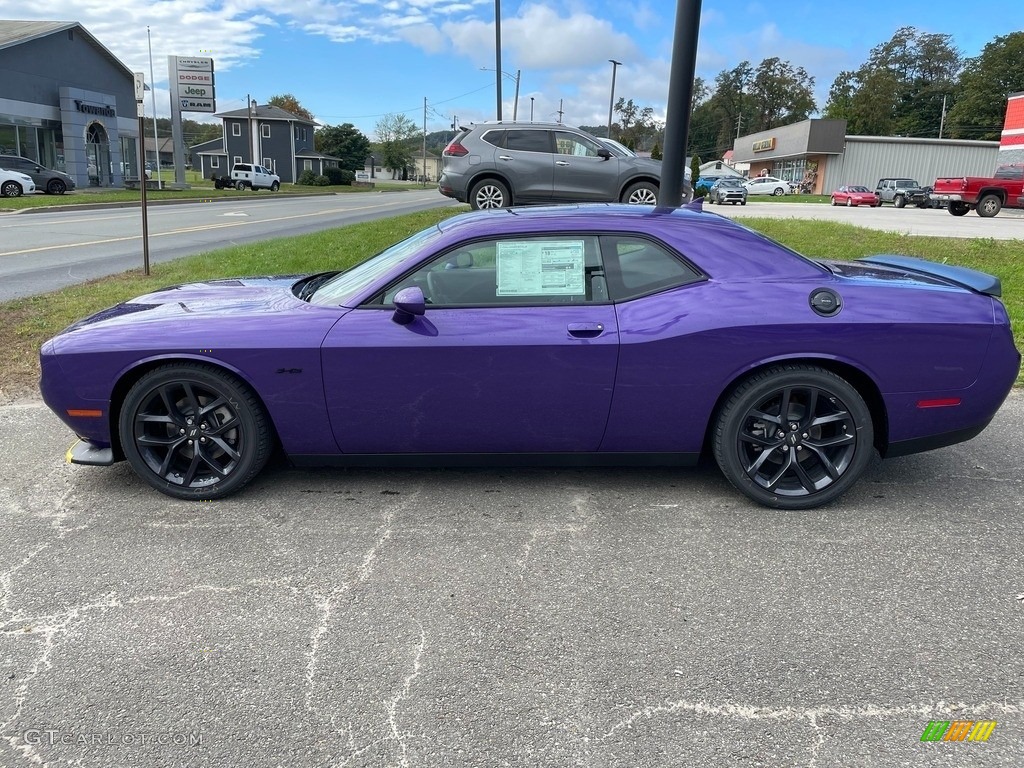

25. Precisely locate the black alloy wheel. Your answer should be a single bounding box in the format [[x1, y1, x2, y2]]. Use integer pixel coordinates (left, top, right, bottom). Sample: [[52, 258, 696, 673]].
[[714, 365, 874, 509], [47, 179, 67, 195], [119, 363, 272, 500]]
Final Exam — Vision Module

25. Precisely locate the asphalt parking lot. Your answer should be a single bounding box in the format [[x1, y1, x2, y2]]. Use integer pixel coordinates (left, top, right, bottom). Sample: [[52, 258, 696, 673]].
[[2, 395, 1023, 767]]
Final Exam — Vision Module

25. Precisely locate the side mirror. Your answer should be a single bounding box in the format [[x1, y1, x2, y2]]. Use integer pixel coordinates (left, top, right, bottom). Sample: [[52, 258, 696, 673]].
[[392, 286, 426, 325], [597, 148, 612, 160]]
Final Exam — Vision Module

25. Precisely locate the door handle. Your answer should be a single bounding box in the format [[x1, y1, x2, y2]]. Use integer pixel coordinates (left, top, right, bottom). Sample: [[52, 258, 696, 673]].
[[567, 322, 605, 338], [555, 160, 570, 166], [498, 155, 513, 161]]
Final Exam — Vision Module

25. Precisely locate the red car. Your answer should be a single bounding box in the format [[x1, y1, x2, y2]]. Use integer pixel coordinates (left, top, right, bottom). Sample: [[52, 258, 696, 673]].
[[831, 185, 880, 207]]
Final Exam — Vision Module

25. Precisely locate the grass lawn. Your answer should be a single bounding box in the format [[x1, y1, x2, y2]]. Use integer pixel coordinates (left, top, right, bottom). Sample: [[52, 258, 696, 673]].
[[1, 209, 1021, 400]]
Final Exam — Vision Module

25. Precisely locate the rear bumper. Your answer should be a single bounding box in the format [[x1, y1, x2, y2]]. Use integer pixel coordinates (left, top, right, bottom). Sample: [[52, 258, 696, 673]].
[[931, 193, 964, 202]]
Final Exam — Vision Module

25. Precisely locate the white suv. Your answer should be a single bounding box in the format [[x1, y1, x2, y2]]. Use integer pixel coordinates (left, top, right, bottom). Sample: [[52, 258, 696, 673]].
[[231, 163, 280, 191]]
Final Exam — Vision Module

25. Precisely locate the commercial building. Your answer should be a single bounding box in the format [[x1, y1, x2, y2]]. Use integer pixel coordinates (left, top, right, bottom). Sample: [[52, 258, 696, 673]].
[[999, 92, 1024, 166], [0, 20, 141, 188], [731, 119, 999, 193]]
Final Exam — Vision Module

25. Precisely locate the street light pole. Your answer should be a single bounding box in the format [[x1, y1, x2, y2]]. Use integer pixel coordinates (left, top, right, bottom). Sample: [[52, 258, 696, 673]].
[[530, 97, 535, 122], [607, 59, 622, 139], [494, 0, 502, 120]]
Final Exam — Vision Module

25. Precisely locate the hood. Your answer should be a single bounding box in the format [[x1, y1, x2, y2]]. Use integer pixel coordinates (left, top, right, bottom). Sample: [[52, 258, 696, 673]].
[[59, 275, 306, 334]]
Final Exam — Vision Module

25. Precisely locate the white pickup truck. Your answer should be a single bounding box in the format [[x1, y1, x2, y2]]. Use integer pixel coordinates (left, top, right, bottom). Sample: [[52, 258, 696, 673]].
[[231, 163, 280, 191]]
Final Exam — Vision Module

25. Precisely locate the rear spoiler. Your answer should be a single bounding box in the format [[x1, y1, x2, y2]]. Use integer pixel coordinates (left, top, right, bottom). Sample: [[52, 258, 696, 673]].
[[859, 254, 1001, 298]]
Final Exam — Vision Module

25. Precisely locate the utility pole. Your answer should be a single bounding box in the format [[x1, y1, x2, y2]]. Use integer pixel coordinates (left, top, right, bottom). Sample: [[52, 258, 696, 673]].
[[494, 0, 502, 120], [557, 99, 563, 125], [939, 94, 948, 139], [247, 94, 254, 164], [735, 113, 743, 140], [512, 69, 521, 122], [422, 96, 428, 187]]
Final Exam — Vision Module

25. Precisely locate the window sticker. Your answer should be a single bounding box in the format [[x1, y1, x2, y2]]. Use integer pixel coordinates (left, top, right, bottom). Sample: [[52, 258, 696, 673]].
[[496, 240, 586, 296]]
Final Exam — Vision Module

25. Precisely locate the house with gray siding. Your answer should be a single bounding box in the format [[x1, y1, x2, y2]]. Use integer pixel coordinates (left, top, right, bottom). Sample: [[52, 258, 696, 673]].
[[212, 103, 319, 184]]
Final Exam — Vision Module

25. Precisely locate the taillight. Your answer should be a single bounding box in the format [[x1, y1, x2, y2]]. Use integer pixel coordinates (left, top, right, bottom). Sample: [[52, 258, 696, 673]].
[[960, 177, 968, 191], [443, 141, 468, 157]]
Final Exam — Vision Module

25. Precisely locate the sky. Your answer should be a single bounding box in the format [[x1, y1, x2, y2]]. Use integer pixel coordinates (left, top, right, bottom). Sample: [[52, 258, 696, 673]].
[[2, 1, 1020, 139]]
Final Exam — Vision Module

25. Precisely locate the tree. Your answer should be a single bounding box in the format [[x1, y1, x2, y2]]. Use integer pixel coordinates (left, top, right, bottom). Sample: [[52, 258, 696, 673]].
[[374, 113, 420, 178], [823, 27, 961, 136], [650, 142, 662, 160], [690, 154, 703, 197], [267, 93, 315, 121], [748, 58, 816, 131], [315, 123, 371, 172], [946, 32, 1024, 140], [613, 98, 660, 152]]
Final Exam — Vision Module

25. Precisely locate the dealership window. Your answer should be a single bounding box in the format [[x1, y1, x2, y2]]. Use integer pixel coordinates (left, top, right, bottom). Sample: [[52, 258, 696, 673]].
[[210, 156, 219, 168], [232, 123, 241, 137], [772, 158, 805, 184], [261, 124, 270, 138]]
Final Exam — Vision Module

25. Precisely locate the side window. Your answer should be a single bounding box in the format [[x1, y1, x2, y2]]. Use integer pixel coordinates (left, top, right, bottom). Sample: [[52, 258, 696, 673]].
[[377, 235, 606, 307], [554, 131, 602, 157], [481, 130, 506, 148], [232, 123, 241, 137], [504, 130, 551, 153], [602, 236, 703, 301]]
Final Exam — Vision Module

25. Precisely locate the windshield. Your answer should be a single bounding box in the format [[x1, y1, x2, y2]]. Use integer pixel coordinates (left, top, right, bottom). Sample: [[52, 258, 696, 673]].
[[308, 225, 444, 306]]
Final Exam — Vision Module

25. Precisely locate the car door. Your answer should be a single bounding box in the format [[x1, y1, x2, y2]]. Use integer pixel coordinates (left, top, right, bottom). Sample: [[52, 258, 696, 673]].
[[494, 129, 554, 204], [321, 233, 618, 454], [6, 157, 39, 185], [550, 130, 618, 202]]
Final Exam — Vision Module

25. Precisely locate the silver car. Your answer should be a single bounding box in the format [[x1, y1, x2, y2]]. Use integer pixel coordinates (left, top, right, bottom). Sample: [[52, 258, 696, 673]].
[[439, 122, 691, 210]]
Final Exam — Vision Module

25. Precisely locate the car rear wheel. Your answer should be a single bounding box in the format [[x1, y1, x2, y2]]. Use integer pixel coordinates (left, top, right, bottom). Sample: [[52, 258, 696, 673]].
[[46, 179, 67, 195], [235, 180, 246, 191], [119, 363, 272, 500], [713, 365, 874, 509], [948, 201, 969, 216], [772, 187, 785, 196], [470, 179, 510, 209], [0, 181, 23, 197], [623, 181, 659, 205], [976, 194, 1002, 218]]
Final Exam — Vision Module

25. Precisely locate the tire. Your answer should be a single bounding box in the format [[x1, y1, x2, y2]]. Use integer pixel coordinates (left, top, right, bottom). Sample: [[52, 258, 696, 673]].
[[830, 197, 837, 206], [772, 187, 785, 196], [46, 179, 67, 195], [118, 363, 272, 500], [713, 364, 874, 510], [976, 194, 1001, 218], [469, 179, 510, 209], [235, 180, 246, 191], [622, 181, 659, 205], [846, 198, 852, 207], [893, 195, 906, 209], [270, 181, 280, 192], [740, 201, 746, 206], [0, 180, 23, 198], [948, 201, 969, 216]]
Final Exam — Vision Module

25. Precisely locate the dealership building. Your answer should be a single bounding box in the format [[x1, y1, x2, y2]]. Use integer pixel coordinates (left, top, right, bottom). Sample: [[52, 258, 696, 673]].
[[0, 20, 141, 188], [731, 119, 1000, 194]]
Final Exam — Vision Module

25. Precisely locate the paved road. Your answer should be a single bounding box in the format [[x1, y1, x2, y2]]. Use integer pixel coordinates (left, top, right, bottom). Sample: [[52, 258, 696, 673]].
[[1, 395, 1022, 767], [713, 198, 1024, 239], [0, 191, 458, 301]]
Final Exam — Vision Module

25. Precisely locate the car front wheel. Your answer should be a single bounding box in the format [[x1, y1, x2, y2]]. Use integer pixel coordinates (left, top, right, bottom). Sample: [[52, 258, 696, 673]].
[[893, 195, 906, 208], [846, 198, 853, 207], [270, 181, 280, 192], [0, 180, 23, 197], [119, 363, 273, 500], [47, 179, 67, 195], [469, 179, 510, 209], [622, 181, 659, 205], [713, 365, 874, 509]]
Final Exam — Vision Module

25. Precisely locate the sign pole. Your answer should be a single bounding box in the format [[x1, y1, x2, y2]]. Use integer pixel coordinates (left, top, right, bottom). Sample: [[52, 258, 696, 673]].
[[134, 72, 151, 276]]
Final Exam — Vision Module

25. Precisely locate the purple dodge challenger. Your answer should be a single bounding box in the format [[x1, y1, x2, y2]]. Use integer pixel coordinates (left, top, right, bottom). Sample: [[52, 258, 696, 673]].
[[40, 203, 1019, 509]]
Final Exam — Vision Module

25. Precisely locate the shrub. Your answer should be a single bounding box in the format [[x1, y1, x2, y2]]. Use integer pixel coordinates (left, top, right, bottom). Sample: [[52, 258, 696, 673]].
[[296, 169, 318, 186], [312, 174, 330, 186], [650, 142, 662, 160], [323, 166, 345, 185]]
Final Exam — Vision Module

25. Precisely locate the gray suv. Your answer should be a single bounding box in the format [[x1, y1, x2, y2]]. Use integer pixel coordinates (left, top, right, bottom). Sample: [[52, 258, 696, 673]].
[[438, 122, 690, 210], [0, 155, 76, 194], [875, 178, 929, 208]]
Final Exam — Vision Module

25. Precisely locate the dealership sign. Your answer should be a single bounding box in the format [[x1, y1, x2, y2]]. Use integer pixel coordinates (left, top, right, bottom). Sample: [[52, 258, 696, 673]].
[[178, 84, 213, 99], [172, 56, 215, 113], [752, 138, 776, 152], [175, 57, 213, 71]]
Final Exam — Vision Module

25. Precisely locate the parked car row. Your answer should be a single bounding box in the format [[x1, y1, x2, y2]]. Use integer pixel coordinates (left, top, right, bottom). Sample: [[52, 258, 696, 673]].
[[0, 154, 74, 195]]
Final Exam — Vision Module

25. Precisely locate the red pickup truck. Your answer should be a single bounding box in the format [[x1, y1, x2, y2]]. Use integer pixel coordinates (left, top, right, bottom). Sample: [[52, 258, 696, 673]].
[[930, 164, 1024, 217]]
